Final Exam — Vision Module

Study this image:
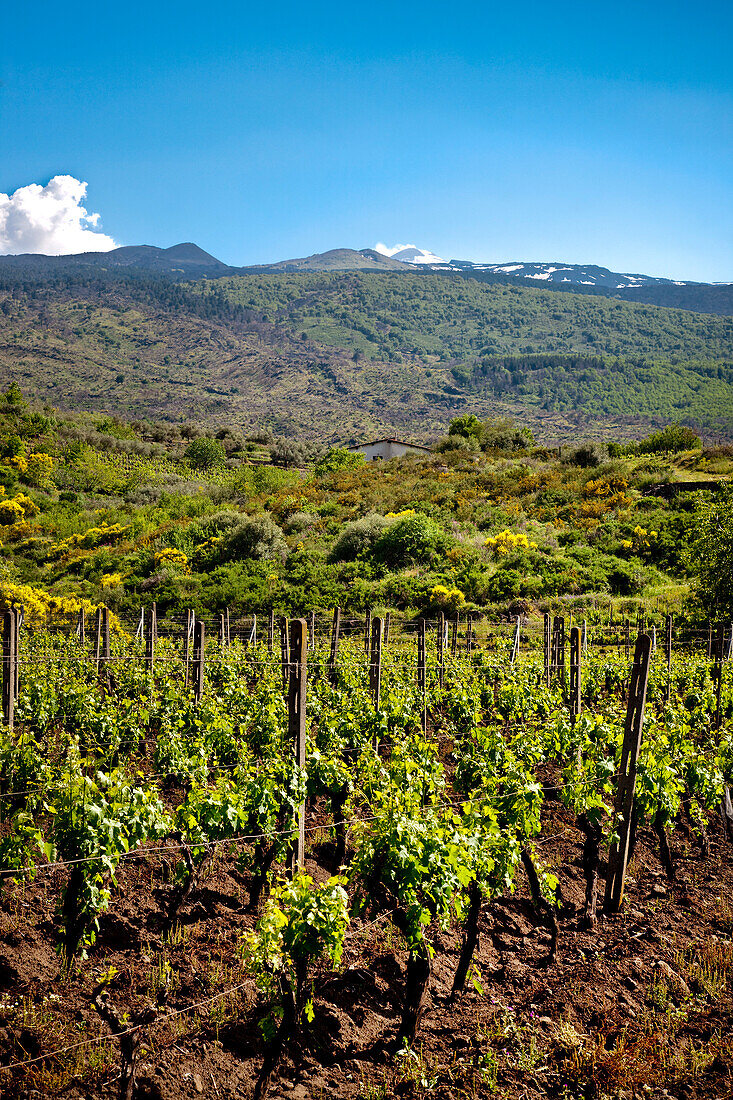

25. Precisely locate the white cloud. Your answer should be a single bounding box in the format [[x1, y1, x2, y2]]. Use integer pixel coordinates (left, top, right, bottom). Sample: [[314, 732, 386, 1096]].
[[374, 241, 417, 257], [0, 176, 118, 256]]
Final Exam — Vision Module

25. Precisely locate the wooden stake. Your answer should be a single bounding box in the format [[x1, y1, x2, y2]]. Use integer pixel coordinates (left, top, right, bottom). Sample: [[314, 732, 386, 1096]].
[[384, 611, 391, 646], [510, 617, 521, 665], [437, 612, 445, 689], [364, 609, 372, 656], [569, 625, 582, 720], [418, 618, 426, 732], [268, 608, 275, 654], [2, 609, 16, 730], [101, 606, 110, 665], [145, 605, 156, 672], [328, 607, 340, 682], [714, 622, 724, 731], [287, 619, 307, 874], [280, 617, 289, 694], [183, 610, 193, 688], [665, 614, 673, 703], [93, 607, 102, 669], [451, 614, 458, 658], [192, 620, 205, 703], [604, 633, 652, 914], [543, 613, 551, 687], [369, 616, 383, 708]]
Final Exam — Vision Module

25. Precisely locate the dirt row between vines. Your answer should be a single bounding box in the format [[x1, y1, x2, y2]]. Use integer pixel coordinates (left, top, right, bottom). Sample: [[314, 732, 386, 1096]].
[[1, 785, 732, 1100]]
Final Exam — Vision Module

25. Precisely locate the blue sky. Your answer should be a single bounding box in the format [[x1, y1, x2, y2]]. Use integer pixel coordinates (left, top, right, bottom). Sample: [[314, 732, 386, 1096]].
[[1, 0, 732, 280]]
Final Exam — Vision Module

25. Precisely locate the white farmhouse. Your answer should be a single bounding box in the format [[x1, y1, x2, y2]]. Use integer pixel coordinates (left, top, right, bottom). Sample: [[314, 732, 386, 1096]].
[[349, 438, 432, 462]]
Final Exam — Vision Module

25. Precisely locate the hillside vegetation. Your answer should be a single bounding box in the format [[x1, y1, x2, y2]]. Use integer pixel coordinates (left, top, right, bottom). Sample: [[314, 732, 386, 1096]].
[[2, 387, 732, 624], [0, 268, 732, 442]]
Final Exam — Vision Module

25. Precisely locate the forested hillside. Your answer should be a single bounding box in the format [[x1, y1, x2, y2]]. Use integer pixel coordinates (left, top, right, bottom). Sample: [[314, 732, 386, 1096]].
[[1, 268, 732, 441]]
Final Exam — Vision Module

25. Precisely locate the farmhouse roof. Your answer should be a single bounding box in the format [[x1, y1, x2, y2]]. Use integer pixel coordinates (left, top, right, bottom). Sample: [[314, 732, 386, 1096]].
[[348, 438, 432, 452]]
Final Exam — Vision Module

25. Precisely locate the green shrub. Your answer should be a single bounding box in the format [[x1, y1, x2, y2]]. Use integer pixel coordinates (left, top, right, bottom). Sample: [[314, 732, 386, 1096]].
[[314, 447, 364, 476], [373, 513, 449, 567], [224, 515, 286, 561], [185, 436, 226, 470], [329, 513, 387, 561]]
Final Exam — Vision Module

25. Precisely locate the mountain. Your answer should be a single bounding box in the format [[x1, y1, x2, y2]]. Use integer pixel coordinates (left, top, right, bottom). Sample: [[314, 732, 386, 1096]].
[[447, 259, 685, 288], [1, 241, 731, 313], [0, 242, 233, 279], [239, 248, 406, 273], [390, 246, 448, 265]]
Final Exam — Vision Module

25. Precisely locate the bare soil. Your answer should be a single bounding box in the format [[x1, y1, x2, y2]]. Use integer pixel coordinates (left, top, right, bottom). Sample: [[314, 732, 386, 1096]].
[[1, 792, 732, 1100]]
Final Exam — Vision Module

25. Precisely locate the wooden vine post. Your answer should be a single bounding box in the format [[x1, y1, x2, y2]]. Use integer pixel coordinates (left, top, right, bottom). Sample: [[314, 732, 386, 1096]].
[[465, 612, 473, 655], [279, 617, 289, 694], [451, 614, 459, 658], [287, 619, 307, 873], [192, 620, 205, 704], [219, 613, 226, 651], [384, 611, 391, 646], [364, 609, 372, 656], [510, 617, 521, 665], [145, 603, 156, 672], [328, 607, 340, 682], [267, 608, 275, 654], [2, 608, 17, 731], [664, 613, 673, 703], [551, 616, 565, 685], [569, 625, 582, 721], [543, 612, 551, 687], [183, 610, 193, 688], [417, 618, 427, 732], [624, 618, 631, 661], [437, 612, 445, 688], [714, 622, 724, 731], [93, 607, 102, 669], [369, 616, 383, 708], [77, 607, 86, 647], [309, 610, 315, 651], [604, 632, 652, 914], [102, 606, 111, 665], [13, 607, 21, 702]]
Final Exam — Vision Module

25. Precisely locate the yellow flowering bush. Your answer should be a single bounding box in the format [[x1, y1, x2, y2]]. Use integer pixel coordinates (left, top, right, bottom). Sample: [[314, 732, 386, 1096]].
[[50, 522, 129, 558], [621, 525, 657, 551], [154, 547, 189, 571], [385, 509, 416, 519], [99, 572, 124, 589], [0, 499, 25, 525], [430, 584, 466, 611], [0, 491, 39, 525], [583, 476, 629, 497], [484, 529, 538, 554], [0, 581, 126, 634], [3, 454, 28, 474]]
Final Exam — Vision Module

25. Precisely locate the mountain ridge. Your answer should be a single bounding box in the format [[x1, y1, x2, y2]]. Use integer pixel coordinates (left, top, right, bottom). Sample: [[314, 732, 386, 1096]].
[[0, 241, 731, 313]]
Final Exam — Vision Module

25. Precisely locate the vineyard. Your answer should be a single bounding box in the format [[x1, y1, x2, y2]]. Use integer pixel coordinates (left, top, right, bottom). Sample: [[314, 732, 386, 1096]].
[[0, 607, 732, 1100]]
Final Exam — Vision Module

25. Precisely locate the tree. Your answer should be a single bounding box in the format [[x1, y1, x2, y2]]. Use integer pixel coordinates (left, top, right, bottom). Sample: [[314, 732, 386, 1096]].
[[313, 447, 364, 476], [185, 436, 226, 471], [689, 491, 733, 619]]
